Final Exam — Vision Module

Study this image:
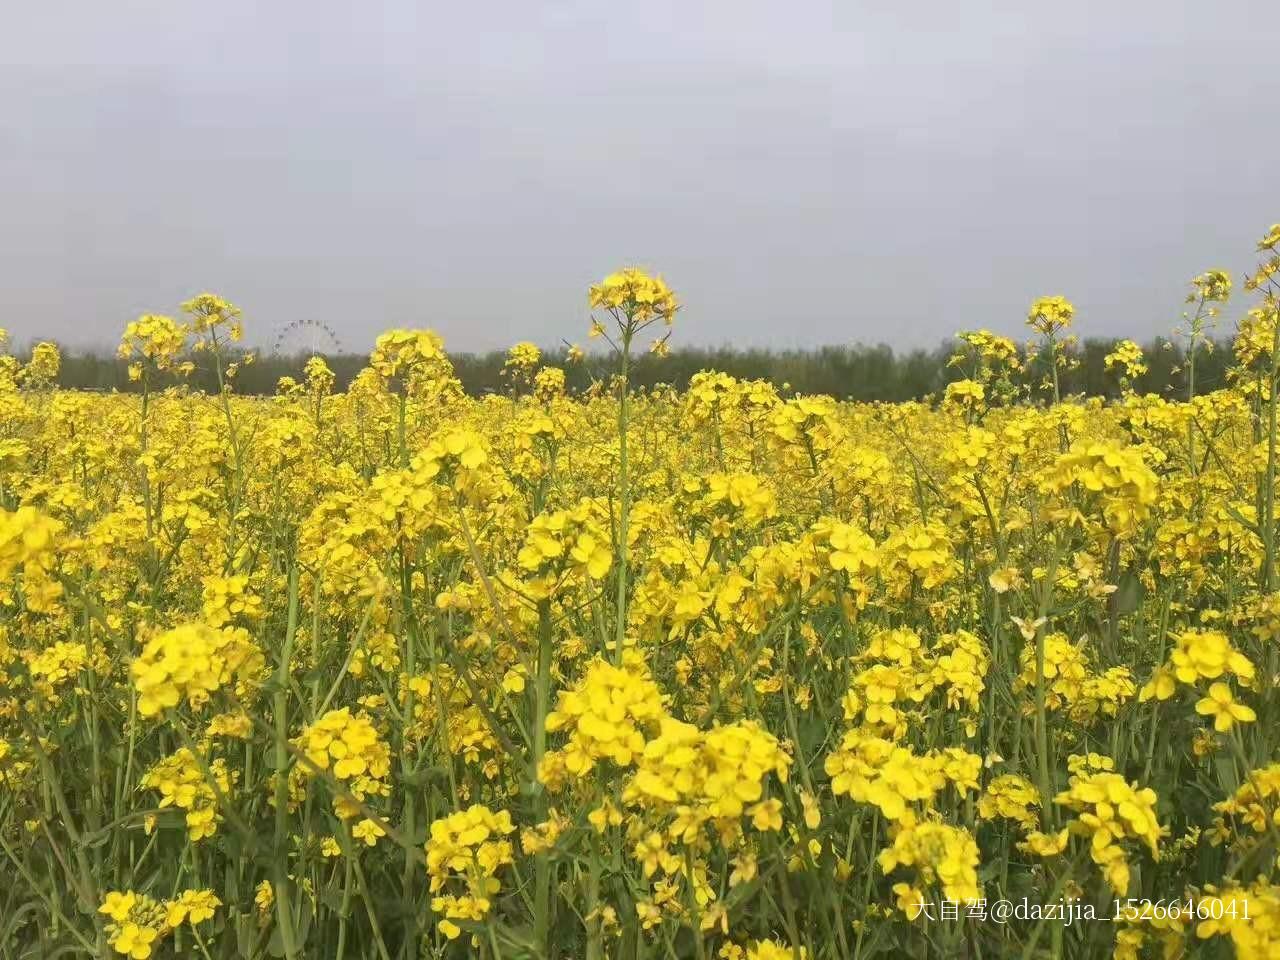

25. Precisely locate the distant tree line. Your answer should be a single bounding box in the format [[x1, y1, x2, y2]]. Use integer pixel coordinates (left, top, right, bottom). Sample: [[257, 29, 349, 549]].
[[39, 336, 1235, 402]]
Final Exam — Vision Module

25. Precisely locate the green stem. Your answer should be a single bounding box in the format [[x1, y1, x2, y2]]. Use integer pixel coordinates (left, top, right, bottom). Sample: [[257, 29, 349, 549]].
[[613, 328, 633, 664], [272, 566, 302, 959], [533, 598, 554, 950]]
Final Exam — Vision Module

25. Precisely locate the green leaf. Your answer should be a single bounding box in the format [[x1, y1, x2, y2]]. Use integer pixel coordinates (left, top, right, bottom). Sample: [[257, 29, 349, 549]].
[[1113, 571, 1145, 616]]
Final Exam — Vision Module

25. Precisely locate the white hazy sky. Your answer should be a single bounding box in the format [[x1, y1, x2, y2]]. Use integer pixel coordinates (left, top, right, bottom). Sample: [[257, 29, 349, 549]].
[[1, 1, 1276, 353]]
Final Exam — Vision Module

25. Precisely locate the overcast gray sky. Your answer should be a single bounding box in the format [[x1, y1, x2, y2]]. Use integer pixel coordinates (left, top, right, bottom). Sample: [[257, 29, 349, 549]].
[[2, 1, 1275, 354]]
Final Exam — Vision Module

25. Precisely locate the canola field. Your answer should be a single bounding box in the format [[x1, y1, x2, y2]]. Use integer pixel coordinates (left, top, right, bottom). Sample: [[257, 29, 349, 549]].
[[3, 233, 1280, 960]]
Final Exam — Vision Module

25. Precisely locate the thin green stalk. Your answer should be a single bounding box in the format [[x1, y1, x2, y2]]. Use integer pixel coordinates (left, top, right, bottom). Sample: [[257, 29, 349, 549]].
[[271, 565, 302, 959], [533, 598, 555, 951], [613, 327, 633, 664]]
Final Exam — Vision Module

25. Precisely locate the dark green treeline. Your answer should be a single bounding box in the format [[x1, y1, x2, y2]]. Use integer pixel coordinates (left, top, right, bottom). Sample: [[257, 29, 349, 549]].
[[42, 337, 1234, 402]]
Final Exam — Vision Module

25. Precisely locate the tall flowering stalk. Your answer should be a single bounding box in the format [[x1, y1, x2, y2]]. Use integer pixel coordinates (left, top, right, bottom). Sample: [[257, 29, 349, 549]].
[[587, 268, 678, 662]]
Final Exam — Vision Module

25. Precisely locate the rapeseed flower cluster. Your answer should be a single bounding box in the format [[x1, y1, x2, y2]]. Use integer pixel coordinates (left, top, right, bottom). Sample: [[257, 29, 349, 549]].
[[1054, 770, 1162, 895], [0, 506, 64, 611], [425, 805, 515, 940], [294, 707, 391, 816], [540, 656, 666, 784], [130, 622, 264, 717], [140, 747, 238, 840], [881, 819, 982, 912], [98, 888, 219, 958], [118, 314, 190, 380], [624, 716, 790, 827]]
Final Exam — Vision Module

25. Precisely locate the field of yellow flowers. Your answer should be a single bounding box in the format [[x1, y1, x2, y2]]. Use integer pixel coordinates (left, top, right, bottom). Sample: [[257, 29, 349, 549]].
[[3, 229, 1280, 960]]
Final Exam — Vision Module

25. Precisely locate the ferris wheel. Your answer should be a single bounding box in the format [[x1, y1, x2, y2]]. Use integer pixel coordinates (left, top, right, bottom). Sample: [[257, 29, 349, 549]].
[[271, 318, 345, 356]]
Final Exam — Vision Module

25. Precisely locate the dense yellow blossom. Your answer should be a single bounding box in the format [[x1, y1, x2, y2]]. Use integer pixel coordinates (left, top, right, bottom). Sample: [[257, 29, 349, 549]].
[[5, 238, 1280, 958], [130, 622, 264, 717]]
